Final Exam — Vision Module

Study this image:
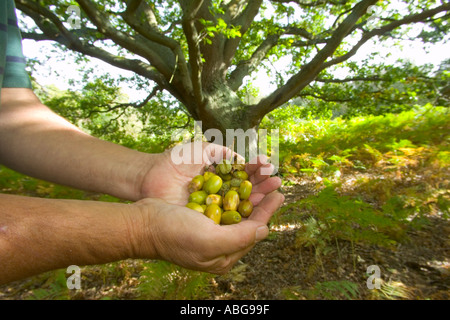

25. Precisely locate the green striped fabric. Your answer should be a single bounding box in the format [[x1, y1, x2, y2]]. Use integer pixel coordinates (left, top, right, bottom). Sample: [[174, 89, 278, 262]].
[[0, 0, 32, 97]]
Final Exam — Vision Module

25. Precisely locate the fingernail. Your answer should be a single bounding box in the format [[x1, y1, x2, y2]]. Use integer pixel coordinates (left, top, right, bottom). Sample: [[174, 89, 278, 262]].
[[255, 226, 269, 242]]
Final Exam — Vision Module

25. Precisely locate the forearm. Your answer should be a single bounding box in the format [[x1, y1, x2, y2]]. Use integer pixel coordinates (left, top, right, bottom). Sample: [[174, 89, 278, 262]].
[[0, 193, 142, 284], [0, 88, 159, 201]]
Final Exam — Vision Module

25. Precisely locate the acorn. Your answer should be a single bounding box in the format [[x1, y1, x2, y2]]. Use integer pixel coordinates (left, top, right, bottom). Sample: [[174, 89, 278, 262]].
[[238, 200, 253, 218], [239, 180, 252, 200], [188, 190, 208, 204], [232, 170, 248, 180], [186, 202, 205, 213], [216, 159, 232, 175], [203, 174, 223, 194], [218, 172, 232, 181], [223, 190, 240, 211], [185, 160, 255, 226], [206, 194, 223, 207], [188, 175, 204, 193], [203, 171, 215, 181], [204, 204, 222, 224], [221, 210, 242, 225]]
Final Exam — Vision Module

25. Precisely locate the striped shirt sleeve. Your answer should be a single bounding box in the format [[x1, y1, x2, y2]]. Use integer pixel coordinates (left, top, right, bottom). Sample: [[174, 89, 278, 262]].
[[0, 0, 32, 89]]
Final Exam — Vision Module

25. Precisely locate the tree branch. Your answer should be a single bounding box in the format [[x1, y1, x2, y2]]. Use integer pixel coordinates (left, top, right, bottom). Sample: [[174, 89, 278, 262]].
[[322, 2, 450, 69], [76, 0, 173, 79], [87, 85, 161, 118], [227, 34, 280, 91], [121, 2, 193, 94], [297, 91, 352, 103], [180, 0, 206, 108], [269, 0, 350, 6], [222, 0, 263, 71], [249, 0, 378, 121], [227, 24, 314, 91], [15, 0, 187, 104], [315, 76, 387, 83]]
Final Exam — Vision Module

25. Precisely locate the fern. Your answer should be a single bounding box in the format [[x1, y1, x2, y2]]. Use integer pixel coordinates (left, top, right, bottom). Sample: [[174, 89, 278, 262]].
[[25, 269, 70, 300], [284, 280, 359, 300], [295, 186, 405, 253], [137, 261, 212, 300]]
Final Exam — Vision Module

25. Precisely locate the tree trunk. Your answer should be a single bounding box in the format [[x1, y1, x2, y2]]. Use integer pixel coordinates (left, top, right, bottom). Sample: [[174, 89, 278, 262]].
[[181, 79, 263, 156]]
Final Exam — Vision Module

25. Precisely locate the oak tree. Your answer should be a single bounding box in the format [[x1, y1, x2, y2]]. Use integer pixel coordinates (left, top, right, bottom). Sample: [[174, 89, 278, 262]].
[[17, 0, 450, 135]]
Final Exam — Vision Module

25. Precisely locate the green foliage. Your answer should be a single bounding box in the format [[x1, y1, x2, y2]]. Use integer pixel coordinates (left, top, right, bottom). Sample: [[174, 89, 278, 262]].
[[35, 76, 191, 153], [277, 59, 449, 120], [199, 18, 242, 45], [271, 104, 449, 284], [19, 0, 450, 133], [25, 270, 70, 300], [137, 261, 212, 300], [297, 185, 408, 246], [284, 280, 359, 300], [266, 104, 450, 176]]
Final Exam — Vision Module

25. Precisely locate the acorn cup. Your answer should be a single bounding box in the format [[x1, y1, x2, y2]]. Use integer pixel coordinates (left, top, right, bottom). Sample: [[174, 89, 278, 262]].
[[185, 161, 254, 225], [230, 177, 243, 188]]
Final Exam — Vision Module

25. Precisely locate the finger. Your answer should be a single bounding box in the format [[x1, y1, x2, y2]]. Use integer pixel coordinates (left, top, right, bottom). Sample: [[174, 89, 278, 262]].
[[204, 143, 229, 165], [207, 243, 256, 274], [245, 155, 269, 176], [251, 176, 282, 195], [249, 163, 276, 185], [206, 220, 273, 273], [249, 191, 285, 224], [204, 219, 269, 259], [248, 193, 265, 206]]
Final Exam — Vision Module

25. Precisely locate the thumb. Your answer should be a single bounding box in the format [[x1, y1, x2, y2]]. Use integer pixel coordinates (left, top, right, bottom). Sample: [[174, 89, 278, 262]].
[[201, 220, 269, 274], [212, 220, 269, 257]]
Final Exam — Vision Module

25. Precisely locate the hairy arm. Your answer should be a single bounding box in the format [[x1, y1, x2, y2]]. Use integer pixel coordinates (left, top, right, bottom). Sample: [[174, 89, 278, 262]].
[[0, 193, 137, 284], [0, 191, 283, 285], [0, 88, 158, 201]]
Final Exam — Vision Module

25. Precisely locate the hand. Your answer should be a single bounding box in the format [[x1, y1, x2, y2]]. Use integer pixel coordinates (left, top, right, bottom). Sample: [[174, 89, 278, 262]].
[[131, 189, 284, 274], [133, 143, 284, 274], [133, 141, 284, 273], [140, 141, 282, 207]]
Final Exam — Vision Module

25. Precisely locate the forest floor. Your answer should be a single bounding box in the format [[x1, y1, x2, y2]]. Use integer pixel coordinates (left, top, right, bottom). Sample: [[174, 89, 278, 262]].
[[215, 177, 450, 300]]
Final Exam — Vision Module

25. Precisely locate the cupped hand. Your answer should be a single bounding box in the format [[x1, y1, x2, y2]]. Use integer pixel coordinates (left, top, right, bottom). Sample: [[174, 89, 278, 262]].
[[133, 141, 284, 273], [132, 189, 285, 274], [140, 142, 282, 207]]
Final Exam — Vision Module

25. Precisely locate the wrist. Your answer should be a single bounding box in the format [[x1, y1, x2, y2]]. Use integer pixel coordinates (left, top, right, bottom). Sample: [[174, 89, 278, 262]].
[[112, 150, 163, 202], [135, 151, 169, 200], [125, 198, 160, 259]]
